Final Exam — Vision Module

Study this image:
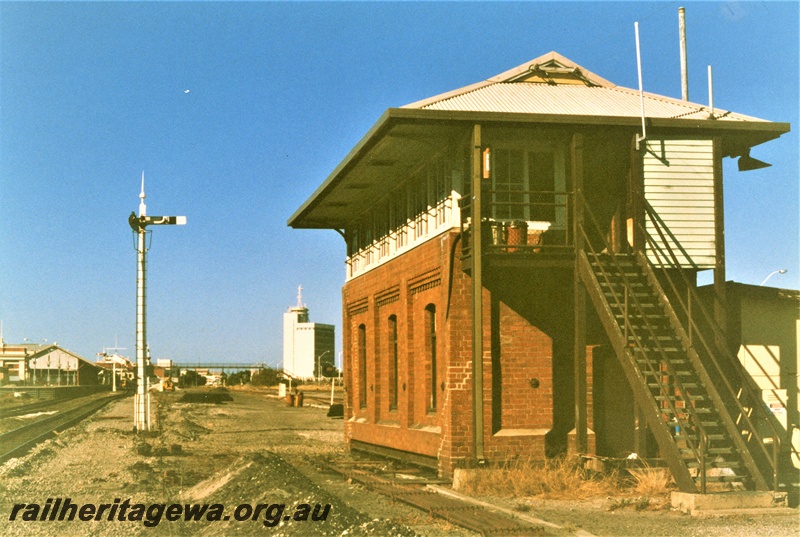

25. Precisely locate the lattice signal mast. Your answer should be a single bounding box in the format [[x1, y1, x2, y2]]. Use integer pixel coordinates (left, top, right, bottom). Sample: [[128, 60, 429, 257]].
[[128, 173, 186, 432]]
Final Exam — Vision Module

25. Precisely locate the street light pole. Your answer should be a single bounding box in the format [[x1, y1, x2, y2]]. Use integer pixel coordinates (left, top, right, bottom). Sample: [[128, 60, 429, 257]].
[[128, 173, 186, 432], [760, 269, 788, 286], [316, 350, 331, 381]]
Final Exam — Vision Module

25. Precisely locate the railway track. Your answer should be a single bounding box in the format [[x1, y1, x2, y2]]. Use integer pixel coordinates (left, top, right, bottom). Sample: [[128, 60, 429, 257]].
[[323, 459, 551, 536], [0, 392, 126, 463], [0, 398, 66, 418], [0, 393, 108, 419]]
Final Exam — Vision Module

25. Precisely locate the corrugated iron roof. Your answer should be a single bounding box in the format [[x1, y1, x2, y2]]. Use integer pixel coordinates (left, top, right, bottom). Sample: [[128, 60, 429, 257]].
[[289, 51, 788, 229], [409, 82, 763, 122], [402, 51, 764, 123]]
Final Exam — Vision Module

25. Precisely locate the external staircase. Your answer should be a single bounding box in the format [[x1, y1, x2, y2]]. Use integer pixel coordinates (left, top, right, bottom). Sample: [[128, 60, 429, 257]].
[[576, 193, 796, 494]]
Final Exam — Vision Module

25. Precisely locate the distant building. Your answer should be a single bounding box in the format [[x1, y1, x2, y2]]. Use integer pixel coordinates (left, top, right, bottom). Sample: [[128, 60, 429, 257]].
[[0, 341, 43, 384], [2, 341, 104, 386], [94, 352, 135, 386], [282, 286, 335, 380], [27, 345, 102, 386], [153, 359, 176, 381], [700, 282, 800, 467]]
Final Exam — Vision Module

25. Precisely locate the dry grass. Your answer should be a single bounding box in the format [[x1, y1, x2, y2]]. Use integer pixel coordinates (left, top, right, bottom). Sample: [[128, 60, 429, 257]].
[[457, 456, 621, 499], [457, 456, 674, 506], [617, 464, 674, 510], [628, 466, 672, 497]]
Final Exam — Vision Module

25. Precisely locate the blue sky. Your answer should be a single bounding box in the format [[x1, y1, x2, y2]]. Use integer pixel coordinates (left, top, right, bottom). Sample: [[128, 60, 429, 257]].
[[1, 2, 797, 366]]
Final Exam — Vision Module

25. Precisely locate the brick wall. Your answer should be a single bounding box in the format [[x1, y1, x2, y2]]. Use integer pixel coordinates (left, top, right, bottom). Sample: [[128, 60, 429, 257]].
[[342, 230, 590, 475]]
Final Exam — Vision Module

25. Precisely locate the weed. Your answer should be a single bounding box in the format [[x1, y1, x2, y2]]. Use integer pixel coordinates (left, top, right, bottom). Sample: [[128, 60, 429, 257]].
[[457, 456, 622, 499], [456, 456, 677, 508], [628, 466, 673, 497], [514, 502, 532, 512]]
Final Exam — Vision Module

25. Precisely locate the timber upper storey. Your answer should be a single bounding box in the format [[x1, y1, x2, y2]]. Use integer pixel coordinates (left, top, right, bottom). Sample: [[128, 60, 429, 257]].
[[288, 51, 789, 279]]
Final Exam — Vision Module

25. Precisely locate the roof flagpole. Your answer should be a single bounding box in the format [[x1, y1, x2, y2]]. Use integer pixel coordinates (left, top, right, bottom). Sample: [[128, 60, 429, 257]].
[[635, 22, 647, 149]]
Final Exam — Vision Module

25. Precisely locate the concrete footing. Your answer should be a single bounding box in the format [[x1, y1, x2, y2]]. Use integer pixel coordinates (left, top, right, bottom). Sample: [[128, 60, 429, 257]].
[[567, 428, 596, 456], [671, 491, 795, 516]]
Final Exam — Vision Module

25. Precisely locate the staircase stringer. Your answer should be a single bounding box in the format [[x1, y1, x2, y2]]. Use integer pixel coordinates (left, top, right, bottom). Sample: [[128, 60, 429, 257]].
[[634, 252, 770, 491], [577, 251, 697, 492]]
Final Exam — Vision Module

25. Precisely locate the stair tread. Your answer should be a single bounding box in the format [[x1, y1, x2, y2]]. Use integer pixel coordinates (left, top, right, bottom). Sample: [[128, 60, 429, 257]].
[[642, 369, 694, 375], [681, 447, 735, 454], [701, 476, 746, 482], [685, 459, 744, 470], [588, 257, 769, 489], [675, 434, 727, 441]]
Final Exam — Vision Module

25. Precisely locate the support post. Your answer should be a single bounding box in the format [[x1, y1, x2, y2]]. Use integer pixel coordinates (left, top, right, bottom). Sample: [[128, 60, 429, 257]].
[[629, 136, 646, 253], [129, 175, 185, 432], [712, 137, 727, 349], [471, 124, 485, 462], [135, 226, 148, 431], [634, 403, 649, 456], [572, 132, 588, 453]]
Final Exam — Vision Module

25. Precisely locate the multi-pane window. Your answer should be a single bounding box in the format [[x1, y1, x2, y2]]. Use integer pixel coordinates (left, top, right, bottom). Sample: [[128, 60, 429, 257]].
[[391, 189, 407, 249], [412, 172, 429, 239], [362, 221, 374, 265], [425, 305, 437, 412], [375, 204, 390, 258], [358, 324, 367, 409], [388, 315, 398, 411], [490, 147, 559, 223], [346, 151, 460, 277], [431, 160, 451, 226], [492, 148, 526, 220], [529, 151, 556, 222]]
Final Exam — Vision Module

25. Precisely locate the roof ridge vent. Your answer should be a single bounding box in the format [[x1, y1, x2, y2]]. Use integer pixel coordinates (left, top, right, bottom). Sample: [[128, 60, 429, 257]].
[[508, 60, 598, 86]]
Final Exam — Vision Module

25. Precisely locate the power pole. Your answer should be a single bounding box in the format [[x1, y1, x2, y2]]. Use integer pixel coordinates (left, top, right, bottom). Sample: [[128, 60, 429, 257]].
[[128, 173, 186, 432]]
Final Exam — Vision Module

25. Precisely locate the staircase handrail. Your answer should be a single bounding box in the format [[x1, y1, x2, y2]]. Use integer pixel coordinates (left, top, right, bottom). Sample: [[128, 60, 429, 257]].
[[641, 205, 787, 402], [577, 191, 711, 469], [637, 196, 789, 489]]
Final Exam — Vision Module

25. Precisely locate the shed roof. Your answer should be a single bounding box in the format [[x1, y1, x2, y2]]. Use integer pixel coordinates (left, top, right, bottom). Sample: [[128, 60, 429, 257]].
[[289, 52, 789, 230], [28, 345, 99, 370]]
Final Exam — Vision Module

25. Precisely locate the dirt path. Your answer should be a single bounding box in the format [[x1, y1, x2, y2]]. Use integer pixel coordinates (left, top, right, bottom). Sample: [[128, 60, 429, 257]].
[[0, 387, 796, 536], [0, 389, 472, 536]]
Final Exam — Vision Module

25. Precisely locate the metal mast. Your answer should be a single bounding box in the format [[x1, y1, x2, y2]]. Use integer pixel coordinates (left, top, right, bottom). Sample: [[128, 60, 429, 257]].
[[135, 173, 148, 430], [129, 173, 186, 432], [679, 7, 689, 101]]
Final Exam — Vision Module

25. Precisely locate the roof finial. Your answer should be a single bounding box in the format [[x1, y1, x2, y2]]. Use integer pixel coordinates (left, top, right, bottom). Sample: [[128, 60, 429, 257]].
[[297, 285, 304, 308], [139, 171, 147, 217]]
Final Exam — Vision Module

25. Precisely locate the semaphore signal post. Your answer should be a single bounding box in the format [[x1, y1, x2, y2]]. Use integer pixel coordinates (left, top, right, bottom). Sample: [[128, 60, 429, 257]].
[[128, 173, 186, 432]]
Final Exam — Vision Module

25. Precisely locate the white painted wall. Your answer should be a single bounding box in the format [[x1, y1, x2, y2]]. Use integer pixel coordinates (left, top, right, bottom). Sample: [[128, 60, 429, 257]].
[[643, 138, 716, 268], [283, 306, 334, 380]]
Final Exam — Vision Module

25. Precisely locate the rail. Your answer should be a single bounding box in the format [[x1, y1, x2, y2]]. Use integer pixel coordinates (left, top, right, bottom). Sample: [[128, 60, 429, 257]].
[[324, 458, 548, 535], [459, 189, 572, 257], [0, 395, 95, 418], [0, 392, 125, 462]]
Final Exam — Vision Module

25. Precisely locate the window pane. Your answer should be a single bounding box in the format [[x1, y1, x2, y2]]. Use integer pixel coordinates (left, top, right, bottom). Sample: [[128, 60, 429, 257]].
[[358, 324, 367, 409], [529, 151, 555, 221], [426, 305, 437, 412], [389, 316, 398, 410]]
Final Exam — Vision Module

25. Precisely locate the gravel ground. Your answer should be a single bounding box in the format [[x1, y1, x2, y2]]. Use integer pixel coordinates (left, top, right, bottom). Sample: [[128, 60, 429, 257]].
[[0, 387, 796, 537]]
